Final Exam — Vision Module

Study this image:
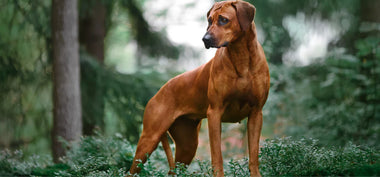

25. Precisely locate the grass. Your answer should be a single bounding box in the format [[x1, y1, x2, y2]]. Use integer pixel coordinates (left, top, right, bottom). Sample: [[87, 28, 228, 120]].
[[0, 135, 379, 176]]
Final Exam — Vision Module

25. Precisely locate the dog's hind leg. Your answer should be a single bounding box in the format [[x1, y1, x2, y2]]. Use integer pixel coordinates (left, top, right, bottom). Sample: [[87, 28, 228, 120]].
[[161, 132, 175, 173], [129, 103, 177, 174], [169, 116, 202, 166]]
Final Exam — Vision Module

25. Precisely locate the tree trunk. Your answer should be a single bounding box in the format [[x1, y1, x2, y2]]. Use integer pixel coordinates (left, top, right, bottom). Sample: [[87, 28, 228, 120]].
[[51, 0, 82, 163], [357, 0, 380, 139], [360, 0, 380, 25], [79, 0, 106, 63], [79, 0, 106, 135]]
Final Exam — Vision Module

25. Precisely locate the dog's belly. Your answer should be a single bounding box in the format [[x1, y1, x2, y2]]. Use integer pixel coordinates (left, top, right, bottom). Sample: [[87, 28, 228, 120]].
[[221, 101, 251, 123]]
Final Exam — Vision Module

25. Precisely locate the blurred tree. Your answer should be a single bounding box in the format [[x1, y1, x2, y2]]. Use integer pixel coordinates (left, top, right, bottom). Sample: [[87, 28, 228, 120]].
[[2, 0, 376, 157], [0, 0, 184, 157], [248, 0, 379, 147], [244, 0, 360, 64], [79, 0, 182, 135], [262, 0, 380, 146], [360, 0, 380, 28], [79, 0, 109, 136], [0, 0, 181, 153], [51, 0, 82, 162], [121, 0, 181, 67], [356, 0, 380, 141], [79, 0, 107, 64], [0, 0, 52, 153]]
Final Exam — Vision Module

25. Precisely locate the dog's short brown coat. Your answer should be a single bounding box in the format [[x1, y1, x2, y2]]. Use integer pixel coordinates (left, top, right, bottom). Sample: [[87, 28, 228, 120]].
[[129, 1, 269, 176]]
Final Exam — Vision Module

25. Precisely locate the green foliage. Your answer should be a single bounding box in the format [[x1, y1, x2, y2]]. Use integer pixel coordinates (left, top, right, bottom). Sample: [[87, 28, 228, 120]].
[[81, 54, 175, 142], [0, 134, 133, 176], [136, 159, 214, 177], [58, 133, 133, 176], [80, 54, 164, 142], [225, 158, 250, 176], [0, 149, 52, 176], [0, 0, 52, 155], [264, 35, 380, 147], [1, 136, 379, 176], [260, 137, 379, 176], [0, 0, 182, 153]]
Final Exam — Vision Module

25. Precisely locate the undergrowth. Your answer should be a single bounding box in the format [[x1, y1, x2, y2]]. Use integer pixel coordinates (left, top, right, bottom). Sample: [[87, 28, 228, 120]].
[[0, 135, 379, 176]]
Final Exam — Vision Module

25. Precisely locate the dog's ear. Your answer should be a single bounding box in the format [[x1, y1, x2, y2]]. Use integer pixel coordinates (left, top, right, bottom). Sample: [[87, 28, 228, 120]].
[[232, 1, 256, 31], [207, 4, 215, 18]]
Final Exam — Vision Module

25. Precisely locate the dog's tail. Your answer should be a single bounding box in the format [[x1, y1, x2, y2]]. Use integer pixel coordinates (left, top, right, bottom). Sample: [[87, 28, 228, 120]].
[[160, 132, 175, 173]]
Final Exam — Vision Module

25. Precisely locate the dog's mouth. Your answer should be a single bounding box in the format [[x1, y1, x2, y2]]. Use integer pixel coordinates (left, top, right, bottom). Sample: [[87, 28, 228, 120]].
[[205, 42, 229, 49], [204, 43, 212, 49], [219, 42, 229, 48]]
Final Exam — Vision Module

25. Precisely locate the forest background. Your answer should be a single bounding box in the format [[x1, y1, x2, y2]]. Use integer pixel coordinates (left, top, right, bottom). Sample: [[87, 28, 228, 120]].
[[0, 0, 379, 176]]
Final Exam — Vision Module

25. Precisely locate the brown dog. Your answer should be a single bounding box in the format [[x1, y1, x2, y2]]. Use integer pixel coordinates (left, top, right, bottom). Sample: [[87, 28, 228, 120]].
[[128, 0, 269, 176]]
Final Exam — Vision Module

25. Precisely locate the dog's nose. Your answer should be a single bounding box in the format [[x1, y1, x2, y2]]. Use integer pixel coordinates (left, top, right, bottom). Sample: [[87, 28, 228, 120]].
[[202, 33, 212, 42], [202, 33, 213, 49]]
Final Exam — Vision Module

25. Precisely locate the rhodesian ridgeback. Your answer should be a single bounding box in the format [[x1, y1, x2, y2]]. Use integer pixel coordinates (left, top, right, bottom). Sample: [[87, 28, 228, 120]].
[[128, 0, 269, 176]]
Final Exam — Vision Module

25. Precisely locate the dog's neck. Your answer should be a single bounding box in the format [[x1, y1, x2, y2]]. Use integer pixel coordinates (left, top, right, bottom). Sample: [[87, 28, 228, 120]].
[[224, 23, 258, 77]]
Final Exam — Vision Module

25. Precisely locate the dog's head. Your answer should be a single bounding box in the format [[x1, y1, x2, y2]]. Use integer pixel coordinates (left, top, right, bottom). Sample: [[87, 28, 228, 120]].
[[202, 0, 256, 49]]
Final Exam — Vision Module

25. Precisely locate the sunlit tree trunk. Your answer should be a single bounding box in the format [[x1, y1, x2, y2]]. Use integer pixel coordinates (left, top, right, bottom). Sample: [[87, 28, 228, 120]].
[[79, 0, 106, 135], [51, 0, 82, 163]]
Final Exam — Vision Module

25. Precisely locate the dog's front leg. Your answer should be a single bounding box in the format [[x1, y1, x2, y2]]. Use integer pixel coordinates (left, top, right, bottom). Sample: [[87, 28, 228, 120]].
[[247, 109, 263, 177], [207, 106, 225, 177]]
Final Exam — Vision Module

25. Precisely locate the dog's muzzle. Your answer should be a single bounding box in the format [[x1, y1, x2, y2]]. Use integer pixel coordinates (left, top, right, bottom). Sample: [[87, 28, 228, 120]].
[[202, 33, 215, 49]]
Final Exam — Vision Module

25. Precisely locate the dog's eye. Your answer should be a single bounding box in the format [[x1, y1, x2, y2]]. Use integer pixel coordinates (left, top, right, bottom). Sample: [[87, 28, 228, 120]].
[[218, 16, 229, 26], [208, 18, 212, 26]]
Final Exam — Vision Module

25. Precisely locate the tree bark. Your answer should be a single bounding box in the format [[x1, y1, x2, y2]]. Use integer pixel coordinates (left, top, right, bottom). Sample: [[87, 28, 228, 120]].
[[79, 0, 106, 135], [51, 0, 82, 163], [79, 0, 106, 63]]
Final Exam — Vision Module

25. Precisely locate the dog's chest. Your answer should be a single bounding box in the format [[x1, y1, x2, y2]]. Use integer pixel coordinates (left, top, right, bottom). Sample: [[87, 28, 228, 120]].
[[235, 76, 251, 92], [214, 76, 256, 122], [210, 69, 257, 100], [219, 74, 262, 122], [221, 100, 252, 123], [225, 73, 254, 97]]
